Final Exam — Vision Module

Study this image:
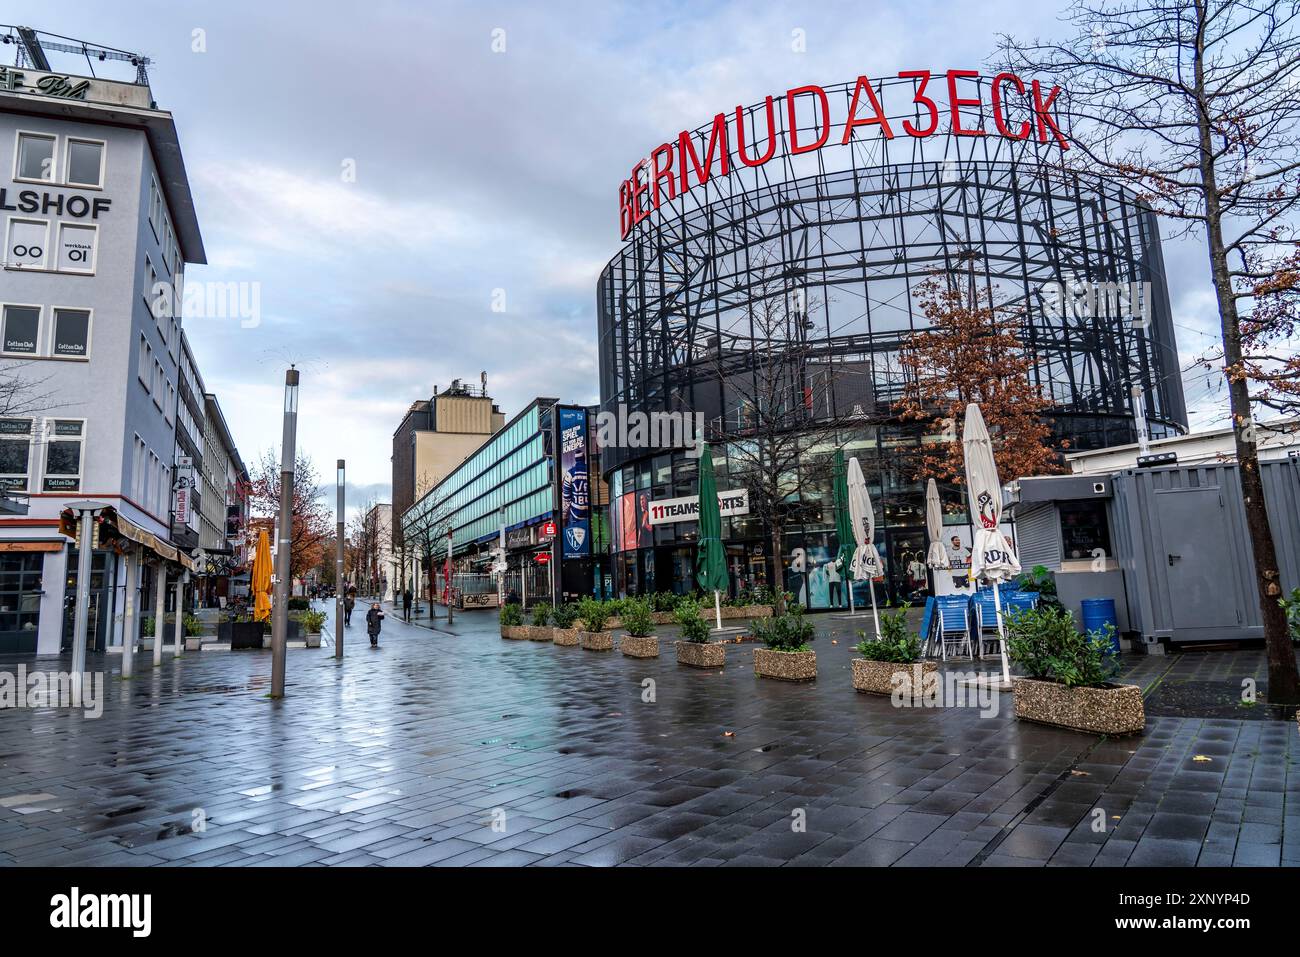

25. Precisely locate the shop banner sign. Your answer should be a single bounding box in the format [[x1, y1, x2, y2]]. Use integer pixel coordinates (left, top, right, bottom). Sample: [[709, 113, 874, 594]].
[[648, 488, 749, 526], [559, 407, 590, 559]]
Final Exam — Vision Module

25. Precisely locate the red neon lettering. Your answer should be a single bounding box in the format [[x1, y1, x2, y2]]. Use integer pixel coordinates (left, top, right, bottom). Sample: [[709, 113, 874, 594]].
[[841, 75, 894, 143], [651, 143, 676, 209], [736, 96, 778, 167], [946, 69, 986, 136], [1032, 79, 1070, 150], [991, 72, 1030, 140], [619, 179, 634, 239], [630, 160, 650, 228], [899, 70, 939, 137], [786, 84, 830, 154], [678, 113, 730, 191]]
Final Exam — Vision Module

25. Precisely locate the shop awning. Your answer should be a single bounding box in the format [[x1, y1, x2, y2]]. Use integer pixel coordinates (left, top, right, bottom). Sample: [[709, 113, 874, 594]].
[[100, 507, 199, 572]]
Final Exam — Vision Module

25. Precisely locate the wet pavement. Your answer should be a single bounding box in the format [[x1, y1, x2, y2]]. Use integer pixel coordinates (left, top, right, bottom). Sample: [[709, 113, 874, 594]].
[[0, 602, 1296, 867]]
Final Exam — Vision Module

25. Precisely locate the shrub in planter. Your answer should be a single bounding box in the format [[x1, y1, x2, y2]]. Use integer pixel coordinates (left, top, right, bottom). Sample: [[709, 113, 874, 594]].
[[288, 596, 310, 611], [620, 598, 659, 658], [300, 609, 327, 634], [529, 602, 554, 641], [674, 598, 725, 668], [499, 602, 528, 639], [551, 602, 580, 646], [577, 597, 612, 650], [752, 604, 816, 681], [1006, 606, 1143, 735], [1281, 587, 1300, 645], [853, 606, 936, 695]]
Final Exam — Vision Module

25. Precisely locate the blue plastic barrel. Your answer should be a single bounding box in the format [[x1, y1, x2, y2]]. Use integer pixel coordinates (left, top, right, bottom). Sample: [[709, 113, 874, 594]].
[[1080, 598, 1121, 655]]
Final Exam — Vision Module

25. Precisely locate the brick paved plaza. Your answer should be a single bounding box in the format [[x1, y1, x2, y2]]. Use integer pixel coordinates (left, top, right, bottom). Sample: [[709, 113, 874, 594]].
[[1, 603, 1296, 867]]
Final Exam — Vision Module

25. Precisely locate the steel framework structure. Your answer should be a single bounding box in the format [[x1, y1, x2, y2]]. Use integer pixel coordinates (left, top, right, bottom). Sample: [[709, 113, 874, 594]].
[[598, 75, 1187, 475]]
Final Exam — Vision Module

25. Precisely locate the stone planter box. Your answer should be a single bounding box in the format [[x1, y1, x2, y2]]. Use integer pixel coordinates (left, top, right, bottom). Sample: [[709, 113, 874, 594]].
[[1012, 677, 1145, 735], [230, 621, 265, 650], [529, 626, 555, 642], [753, 648, 816, 681], [722, 604, 773, 620], [621, 635, 659, 658], [305, 632, 322, 648], [852, 658, 938, 696], [675, 640, 726, 669], [579, 630, 613, 651], [184, 637, 203, 652], [553, 627, 579, 646], [500, 625, 530, 640]]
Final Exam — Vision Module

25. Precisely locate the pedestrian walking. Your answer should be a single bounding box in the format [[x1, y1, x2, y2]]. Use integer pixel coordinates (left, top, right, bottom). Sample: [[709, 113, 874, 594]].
[[366, 602, 384, 647], [343, 586, 356, 627], [402, 588, 412, 621]]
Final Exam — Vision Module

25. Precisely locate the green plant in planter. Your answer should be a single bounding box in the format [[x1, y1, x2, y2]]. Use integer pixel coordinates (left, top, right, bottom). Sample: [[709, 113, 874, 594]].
[[183, 613, 204, 637], [300, 609, 327, 634], [142, 616, 155, 635], [551, 602, 579, 629], [856, 605, 922, 662], [531, 602, 552, 627], [1006, 606, 1119, 688], [577, 597, 609, 633], [499, 603, 523, 627], [674, 598, 711, 643], [1280, 588, 1300, 645], [620, 598, 656, 637], [751, 603, 814, 652], [288, 596, 310, 611], [1013, 565, 1064, 610]]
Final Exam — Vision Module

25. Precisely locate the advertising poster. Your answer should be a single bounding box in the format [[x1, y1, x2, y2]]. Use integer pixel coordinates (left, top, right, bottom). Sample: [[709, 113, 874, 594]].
[[619, 490, 638, 553], [558, 407, 589, 559]]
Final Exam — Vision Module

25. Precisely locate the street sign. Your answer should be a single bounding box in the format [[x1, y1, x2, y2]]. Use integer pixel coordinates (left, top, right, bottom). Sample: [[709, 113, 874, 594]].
[[541, 520, 557, 537]]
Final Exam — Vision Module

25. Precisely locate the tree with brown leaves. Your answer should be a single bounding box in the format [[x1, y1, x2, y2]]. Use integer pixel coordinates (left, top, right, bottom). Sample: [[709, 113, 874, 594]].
[[897, 275, 1067, 486], [247, 450, 331, 583]]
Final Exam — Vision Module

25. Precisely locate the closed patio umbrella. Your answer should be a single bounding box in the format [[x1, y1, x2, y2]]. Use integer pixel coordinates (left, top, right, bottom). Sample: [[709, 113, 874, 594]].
[[846, 455, 882, 637], [694, 444, 728, 630], [252, 527, 272, 623], [925, 478, 953, 596], [832, 450, 856, 611], [962, 403, 1021, 684]]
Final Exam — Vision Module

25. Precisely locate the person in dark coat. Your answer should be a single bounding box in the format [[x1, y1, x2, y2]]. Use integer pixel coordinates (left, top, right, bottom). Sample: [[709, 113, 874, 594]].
[[366, 602, 384, 646], [402, 589, 412, 621], [343, 587, 356, 626]]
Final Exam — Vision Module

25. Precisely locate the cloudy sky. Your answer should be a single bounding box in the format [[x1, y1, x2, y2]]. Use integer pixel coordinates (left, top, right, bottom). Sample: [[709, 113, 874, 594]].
[[21, 0, 1229, 515]]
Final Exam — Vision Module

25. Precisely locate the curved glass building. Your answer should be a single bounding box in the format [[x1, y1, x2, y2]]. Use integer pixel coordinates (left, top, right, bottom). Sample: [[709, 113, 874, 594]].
[[596, 73, 1186, 606]]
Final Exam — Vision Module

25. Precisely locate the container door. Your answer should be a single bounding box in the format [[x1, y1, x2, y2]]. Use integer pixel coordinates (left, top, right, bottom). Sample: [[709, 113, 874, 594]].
[[1156, 487, 1239, 635]]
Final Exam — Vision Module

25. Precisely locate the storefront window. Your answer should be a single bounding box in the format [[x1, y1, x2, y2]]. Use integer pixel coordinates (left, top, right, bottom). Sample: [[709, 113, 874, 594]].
[[1059, 500, 1111, 560], [0, 553, 42, 650]]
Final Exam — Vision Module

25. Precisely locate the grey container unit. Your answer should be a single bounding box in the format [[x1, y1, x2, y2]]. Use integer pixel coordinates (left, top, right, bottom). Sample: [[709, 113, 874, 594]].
[[1108, 458, 1300, 646], [1009, 474, 1134, 638]]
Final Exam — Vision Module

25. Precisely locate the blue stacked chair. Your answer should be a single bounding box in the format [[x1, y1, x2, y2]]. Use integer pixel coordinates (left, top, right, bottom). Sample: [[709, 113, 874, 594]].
[[931, 595, 973, 660]]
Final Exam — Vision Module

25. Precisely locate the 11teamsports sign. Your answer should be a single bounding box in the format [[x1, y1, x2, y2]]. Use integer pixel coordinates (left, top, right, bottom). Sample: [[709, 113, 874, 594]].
[[648, 489, 750, 526], [619, 70, 1070, 239]]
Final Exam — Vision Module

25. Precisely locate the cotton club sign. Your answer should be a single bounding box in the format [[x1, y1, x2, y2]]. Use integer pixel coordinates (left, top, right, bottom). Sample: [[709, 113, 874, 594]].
[[618, 70, 1070, 240]]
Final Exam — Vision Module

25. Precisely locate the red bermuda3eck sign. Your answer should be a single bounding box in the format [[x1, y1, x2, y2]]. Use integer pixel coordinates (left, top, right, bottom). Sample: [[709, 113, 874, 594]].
[[619, 70, 1070, 239]]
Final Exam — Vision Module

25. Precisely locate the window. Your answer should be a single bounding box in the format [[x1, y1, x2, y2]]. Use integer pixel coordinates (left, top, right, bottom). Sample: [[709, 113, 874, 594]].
[[5, 218, 48, 269], [51, 308, 90, 359], [56, 223, 97, 274], [0, 553, 43, 638], [15, 133, 55, 182], [64, 139, 104, 188], [0, 419, 32, 491], [138, 334, 151, 389], [42, 420, 83, 492], [2, 305, 40, 355]]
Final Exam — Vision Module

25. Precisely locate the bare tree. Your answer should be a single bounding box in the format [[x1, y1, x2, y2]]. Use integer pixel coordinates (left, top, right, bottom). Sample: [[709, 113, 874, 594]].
[[1000, 0, 1300, 701], [0, 362, 59, 417]]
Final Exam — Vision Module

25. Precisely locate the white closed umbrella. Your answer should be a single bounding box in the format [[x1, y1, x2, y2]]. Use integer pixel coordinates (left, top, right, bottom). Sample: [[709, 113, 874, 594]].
[[925, 478, 953, 597], [962, 403, 1021, 684], [846, 455, 882, 637]]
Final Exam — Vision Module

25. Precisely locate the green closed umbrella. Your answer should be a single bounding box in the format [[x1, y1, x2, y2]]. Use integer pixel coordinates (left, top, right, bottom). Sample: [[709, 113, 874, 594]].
[[832, 449, 856, 612], [695, 444, 728, 630]]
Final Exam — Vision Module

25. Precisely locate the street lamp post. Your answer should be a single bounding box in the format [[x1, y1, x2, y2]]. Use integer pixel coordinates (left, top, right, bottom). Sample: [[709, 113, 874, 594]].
[[270, 367, 299, 699], [446, 527, 454, 625], [67, 500, 108, 694], [335, 459, 345, 660]]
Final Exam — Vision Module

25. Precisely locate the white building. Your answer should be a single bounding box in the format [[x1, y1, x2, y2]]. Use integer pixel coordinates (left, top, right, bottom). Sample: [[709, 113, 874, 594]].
[[0, 40, 204, 655], [1068, 418, 1300, 474]]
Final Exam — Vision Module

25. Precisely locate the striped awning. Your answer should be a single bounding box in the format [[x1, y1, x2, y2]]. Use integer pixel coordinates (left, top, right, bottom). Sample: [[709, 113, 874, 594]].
[[100, 508, 199, 572]]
